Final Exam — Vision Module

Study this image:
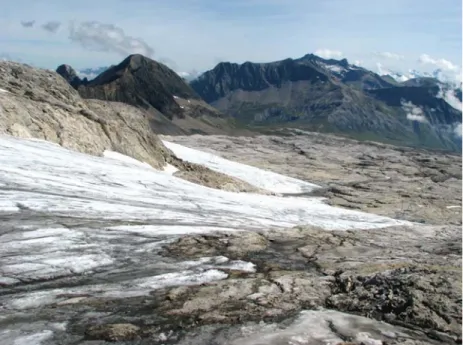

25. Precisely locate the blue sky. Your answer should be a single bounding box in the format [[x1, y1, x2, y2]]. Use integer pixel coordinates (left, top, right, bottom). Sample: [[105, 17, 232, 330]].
[[0, 0, 461, 80]]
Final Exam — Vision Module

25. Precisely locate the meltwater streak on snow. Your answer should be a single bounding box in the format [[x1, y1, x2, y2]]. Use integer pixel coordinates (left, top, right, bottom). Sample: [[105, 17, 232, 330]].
[[162, 140, 321, 194]]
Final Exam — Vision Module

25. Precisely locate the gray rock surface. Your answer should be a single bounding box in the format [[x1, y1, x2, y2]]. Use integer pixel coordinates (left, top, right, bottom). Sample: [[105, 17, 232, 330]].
[[4, 224, 455, 344], [160, 225, 461, 339]]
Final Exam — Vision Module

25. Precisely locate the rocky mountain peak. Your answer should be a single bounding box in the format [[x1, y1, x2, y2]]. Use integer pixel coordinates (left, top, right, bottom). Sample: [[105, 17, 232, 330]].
[[56, 64, 77, 78], [56, 64, 83, 87], [59, 54, 201, 119]]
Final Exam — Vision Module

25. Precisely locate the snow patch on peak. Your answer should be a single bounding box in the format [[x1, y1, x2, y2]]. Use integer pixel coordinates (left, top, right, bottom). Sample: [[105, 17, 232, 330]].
[[316, 61, 351, 75]]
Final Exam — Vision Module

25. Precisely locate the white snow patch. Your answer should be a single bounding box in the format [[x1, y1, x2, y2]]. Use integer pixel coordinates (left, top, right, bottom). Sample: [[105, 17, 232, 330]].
[[0, 135, 410, 232], [162, 140, 321, 194], [3, 256, 254, 310], [355, 332, 384, 345], [446, 205, 460, 209], [0, 88, 9, 93], [401, 101, 428, 123], [0, 227, 114, 281], [323, 64, 346, 74], [103, 150, 153, 169], [163, 163, 179, 175], [0, 276, 20, 285]]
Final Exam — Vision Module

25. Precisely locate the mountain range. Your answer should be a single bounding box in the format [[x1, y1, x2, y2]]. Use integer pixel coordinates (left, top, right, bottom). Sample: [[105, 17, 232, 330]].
[[57, 53, 462, 152]]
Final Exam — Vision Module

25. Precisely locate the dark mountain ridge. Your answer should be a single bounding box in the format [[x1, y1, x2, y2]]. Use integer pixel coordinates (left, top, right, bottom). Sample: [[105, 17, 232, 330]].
[[190, 54, 462, 151], [57, 54, 237, 135], [79, 54, 200, 118]]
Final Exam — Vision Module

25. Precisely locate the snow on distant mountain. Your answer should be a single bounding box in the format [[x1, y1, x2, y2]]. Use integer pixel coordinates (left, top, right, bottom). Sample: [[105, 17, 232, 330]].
[[177, 70, 202, 81], [77, 66, 109, 80], [375, 62, 462, 112], [378, 64, 460, 87]]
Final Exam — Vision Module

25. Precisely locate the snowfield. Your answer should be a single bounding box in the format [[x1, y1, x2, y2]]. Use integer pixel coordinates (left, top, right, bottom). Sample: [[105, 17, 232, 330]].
[[162, 140, 321, 194], [0, 135, 411, 344]]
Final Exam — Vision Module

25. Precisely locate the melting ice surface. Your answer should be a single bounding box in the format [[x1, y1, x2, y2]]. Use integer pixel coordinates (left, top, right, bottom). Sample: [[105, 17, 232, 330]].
[[0, 135, 410, 344]]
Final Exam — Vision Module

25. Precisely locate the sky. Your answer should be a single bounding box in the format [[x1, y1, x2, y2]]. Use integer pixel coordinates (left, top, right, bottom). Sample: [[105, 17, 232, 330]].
[[0, 0, 461, 81]]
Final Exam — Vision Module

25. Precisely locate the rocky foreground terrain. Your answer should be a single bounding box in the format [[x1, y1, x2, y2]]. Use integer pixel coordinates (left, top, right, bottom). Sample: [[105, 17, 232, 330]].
[[0, 131, 460, 344]]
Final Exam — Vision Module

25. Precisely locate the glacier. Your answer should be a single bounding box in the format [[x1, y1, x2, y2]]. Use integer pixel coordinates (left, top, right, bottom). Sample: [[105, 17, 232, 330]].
[[0, 134, 412, 344]]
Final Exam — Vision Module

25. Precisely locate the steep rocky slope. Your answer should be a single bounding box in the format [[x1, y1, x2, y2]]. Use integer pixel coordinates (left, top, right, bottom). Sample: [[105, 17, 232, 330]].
[[0, 61, 170, 168], [191, 54, 462, 151]]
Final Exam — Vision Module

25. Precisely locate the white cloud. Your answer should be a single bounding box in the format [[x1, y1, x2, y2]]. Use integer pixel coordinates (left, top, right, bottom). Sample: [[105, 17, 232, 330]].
[[68, 21, 155, 57], [401, 100, 428, 123], [436, 86, 462, 112], [374, 51, 404, 60], [20, 20, 35, 28], [42, 21, 61, 33], [418, 54, 458, 71], [177, 70, 202, 81], [453, 123, 462, 138], [314, 49, 343, 59], [375, 62, 388, 75]]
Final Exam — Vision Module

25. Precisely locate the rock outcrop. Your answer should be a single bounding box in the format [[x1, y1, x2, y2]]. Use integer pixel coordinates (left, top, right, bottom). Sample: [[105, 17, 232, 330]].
[[56, 64, 86, 88], [0, 61, 170, 169]]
